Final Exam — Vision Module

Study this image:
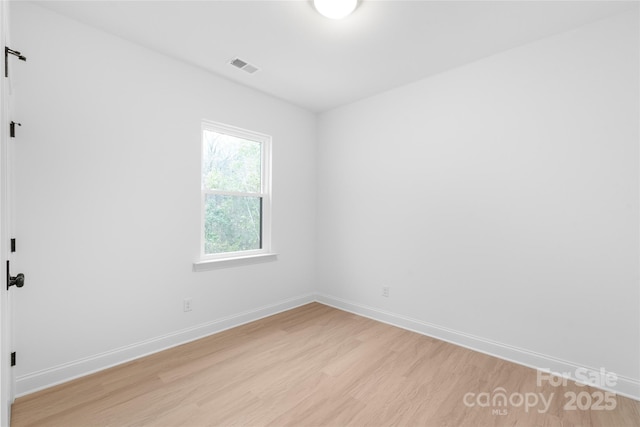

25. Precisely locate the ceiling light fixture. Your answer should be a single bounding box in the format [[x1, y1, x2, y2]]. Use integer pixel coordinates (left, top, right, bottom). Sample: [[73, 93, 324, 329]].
[[314, 0, 358, 20]]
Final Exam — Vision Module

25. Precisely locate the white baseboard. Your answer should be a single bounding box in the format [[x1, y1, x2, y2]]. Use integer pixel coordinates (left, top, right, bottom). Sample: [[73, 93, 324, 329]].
[[16, 292, 640, 402], [15, 293, 316, 397], [315, 292, 640, 401]]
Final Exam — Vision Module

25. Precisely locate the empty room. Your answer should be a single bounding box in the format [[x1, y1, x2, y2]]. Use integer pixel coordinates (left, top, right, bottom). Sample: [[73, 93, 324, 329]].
[[0, 0, 639, 425]]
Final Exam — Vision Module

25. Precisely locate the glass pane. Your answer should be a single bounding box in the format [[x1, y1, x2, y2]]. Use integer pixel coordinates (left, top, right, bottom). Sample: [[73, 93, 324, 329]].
[[202, 130, 262, 193], [204, 194, 262, 254]]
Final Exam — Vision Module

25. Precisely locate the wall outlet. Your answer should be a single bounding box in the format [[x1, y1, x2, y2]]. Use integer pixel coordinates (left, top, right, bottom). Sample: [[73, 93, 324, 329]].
[[183, 297, 193, 312], [382, 286, 390, 298]]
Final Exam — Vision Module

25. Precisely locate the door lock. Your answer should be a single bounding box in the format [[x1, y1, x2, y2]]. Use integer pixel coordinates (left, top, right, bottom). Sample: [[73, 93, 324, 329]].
[[6, 260, 24, 290]]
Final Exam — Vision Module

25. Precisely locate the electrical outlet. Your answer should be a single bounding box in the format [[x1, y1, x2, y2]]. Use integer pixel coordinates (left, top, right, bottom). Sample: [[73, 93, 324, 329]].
[[183, 298, 193, 312], [382, 286, 390, 298]]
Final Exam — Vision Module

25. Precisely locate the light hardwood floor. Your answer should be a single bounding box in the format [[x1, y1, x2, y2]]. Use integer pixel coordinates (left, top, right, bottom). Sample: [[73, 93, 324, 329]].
[[11, 303, 640, 426]]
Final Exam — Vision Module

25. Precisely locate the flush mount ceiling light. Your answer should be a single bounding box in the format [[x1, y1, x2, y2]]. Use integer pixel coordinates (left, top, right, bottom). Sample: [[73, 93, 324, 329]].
[[314, 0, 358, 19]]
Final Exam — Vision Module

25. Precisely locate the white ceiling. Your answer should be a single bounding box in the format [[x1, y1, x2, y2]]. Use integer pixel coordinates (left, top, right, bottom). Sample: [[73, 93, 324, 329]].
[[34, 0, 636, 112]]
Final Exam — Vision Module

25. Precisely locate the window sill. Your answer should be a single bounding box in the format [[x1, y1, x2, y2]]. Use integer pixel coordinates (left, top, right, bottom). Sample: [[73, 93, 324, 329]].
[[193, 253, 278, 272]]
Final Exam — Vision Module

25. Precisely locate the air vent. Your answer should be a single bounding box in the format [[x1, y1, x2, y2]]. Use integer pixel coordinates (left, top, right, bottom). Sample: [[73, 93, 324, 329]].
[[242, 64, 259, 74], [229, 57, 260, 74], [230, 58, 248, 69]]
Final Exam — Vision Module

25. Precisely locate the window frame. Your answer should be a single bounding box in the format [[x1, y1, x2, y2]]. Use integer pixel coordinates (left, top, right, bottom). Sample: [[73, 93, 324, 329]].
[[198, 120, 273, 265]]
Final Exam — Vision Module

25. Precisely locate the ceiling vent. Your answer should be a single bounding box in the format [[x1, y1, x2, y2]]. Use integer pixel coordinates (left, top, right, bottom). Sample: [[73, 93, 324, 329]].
[[229, 57, 259, 74]]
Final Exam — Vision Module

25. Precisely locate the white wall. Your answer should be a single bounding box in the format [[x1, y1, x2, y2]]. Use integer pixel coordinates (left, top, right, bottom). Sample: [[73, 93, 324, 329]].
[[317, 9, 639, 396], [11, 2, 316, 394]]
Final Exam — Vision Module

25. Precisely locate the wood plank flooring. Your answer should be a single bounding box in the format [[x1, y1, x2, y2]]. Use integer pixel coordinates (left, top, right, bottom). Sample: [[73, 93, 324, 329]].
[[11, 303, 640, 426]]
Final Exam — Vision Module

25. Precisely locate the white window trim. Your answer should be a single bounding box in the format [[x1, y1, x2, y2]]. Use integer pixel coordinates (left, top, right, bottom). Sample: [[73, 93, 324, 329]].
[[195, 120, 274, 270], [193, 252, 278, 271]]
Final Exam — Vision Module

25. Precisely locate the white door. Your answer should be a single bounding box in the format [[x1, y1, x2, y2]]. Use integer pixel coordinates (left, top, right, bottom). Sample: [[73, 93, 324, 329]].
[[0, 0, 11, 421], [1, 1, 24, 424]]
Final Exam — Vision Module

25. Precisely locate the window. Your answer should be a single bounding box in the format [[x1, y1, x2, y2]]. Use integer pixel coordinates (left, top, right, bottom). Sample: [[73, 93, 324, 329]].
[[199, 121, 272, 264]]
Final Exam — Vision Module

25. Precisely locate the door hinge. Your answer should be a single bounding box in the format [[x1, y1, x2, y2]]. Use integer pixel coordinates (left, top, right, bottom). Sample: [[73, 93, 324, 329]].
[[5, 46, 26, 78], [10, 121, 21, 138], [10, 238, 15, 253], [10, 352, 15, 367]]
